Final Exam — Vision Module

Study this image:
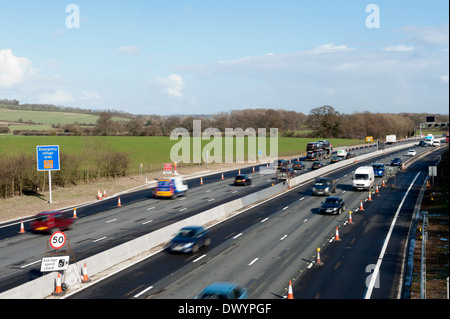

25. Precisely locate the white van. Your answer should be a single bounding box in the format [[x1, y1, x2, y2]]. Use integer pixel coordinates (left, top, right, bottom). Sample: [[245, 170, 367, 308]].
[[433, 140, 441, 147], [352, 166, 375, 191]]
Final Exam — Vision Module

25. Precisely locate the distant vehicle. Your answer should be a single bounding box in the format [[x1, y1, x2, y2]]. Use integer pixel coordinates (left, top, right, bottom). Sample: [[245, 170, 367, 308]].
[[433, 140, 441, 147], [352, 166, 375, 190], [372, 163, 385, 177], [234, 174, 252, 186], [276, 159, 288, 169], [313, 177, 337, 196], [276, 167, 296, 180], [346, 152, 355, 159], [330, 156, 341, 164], [155, 177, 188, 199], [386, 134, 397, 144], [292, 161, 305, 170], [391, 157, 402, 166], [196, 282, 248, 299], [311, 161, 324, 170], [30, 211, 75, 233], [167, 226, 210, 254], [425, 134, 434, 146], [319, 196, 345, 215], [306, 150, 323, 161], [418, 141, 427, 147], [407, 149, 416, 156], [337, 149, 347, 158]]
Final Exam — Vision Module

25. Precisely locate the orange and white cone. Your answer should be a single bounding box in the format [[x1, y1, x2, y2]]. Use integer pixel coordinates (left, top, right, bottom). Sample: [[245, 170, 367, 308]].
[[253, 166, 255, 173], [359, 200, 365, 211], [117, 197, 122, 207], [200, 177, 203, 185], [368, 192, 372, 201], [287, 280, 294, 299], [238, 169, 241, 175], [335, 226, 341, 241], [382, 179, 386, 187], [221, 173, 224, 180], [97, 190, 102, 200], [52, 273, 65, 296], [375, 185, 379, 193], [82, 263, 91, 283], [316, 248, 323, 265], [348, 211, 353, 224], [73, 208, 77, 219], [103, 189, 107, 198], [19, 220, 25, 234]]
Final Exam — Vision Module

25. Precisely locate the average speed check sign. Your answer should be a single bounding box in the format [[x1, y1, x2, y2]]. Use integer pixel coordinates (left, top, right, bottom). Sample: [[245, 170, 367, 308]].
[[50, 231, 67, 249]]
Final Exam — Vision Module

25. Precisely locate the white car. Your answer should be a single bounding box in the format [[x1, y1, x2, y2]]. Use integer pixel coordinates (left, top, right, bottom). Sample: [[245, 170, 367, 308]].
[[407, 149, 416, 156]]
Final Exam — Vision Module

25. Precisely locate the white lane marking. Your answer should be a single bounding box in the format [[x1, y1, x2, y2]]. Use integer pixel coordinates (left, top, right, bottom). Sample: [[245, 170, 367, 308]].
[[248, 258, 259, 266], [299, 197, 304, 201], [142, 220, 153, 225], [261, 217, 269, 223], [208, 198, 215, 202], [147, 207, 155, 211], [193, 254, 206, 263], [106, 219, 117, 223], [282, 206, 289, 210], [233, 233, 243, 239], [179, 208, 187, 212], [364, 172, 420, 299], [20, 260, 41, 269], [134, 286, 153, 298], [93, 236, 107, 243], [280, 235, 288, 241]]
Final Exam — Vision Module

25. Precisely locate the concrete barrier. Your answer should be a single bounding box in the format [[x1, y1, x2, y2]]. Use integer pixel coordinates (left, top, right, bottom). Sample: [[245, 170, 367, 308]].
[[0, 141, 419, 299]]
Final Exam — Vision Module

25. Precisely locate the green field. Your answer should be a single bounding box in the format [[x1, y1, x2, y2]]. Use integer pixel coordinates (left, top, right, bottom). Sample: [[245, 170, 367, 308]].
[[0, 107, 128, 125], [0, 135, 365, 170]]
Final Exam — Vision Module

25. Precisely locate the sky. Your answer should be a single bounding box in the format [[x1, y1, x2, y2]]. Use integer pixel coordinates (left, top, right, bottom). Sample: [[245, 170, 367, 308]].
[[0, 1, 448, 116]]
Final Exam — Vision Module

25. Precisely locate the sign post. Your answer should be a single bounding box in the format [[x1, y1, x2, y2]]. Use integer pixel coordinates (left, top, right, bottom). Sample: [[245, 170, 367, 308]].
[[36, 145, 60, 203]]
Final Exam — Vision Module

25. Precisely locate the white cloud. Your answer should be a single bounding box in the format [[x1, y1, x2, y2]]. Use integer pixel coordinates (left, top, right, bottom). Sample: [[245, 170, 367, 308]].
[[399, 24, 449, 47], [0, 49, 33, 88], [39, 89, 74, 105], [116, 45, 140, 55], [383, 44, 415, 52], [153, 74, 185, 98]]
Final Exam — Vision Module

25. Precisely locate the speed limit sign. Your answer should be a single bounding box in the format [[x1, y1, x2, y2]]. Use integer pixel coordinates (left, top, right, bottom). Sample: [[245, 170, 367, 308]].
[[49, 231, 66, 249]]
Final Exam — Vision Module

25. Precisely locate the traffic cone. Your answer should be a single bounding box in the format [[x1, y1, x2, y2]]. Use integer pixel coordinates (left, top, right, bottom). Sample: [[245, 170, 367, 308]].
[[253, 166, 255, 173], [359, 200, 365, 211], [221, 173, 224, 180], [52, 273, 65, 296], [73, 208, 77, 219], [316, 248, 323, 265], [382, 179, 386, 187], [103, 189, 107, 198], [375, 185, 379, 193], [368, 192, 372, 201], [81, 263, 91, 283], [348, 211, 353, 224], [97, 189, 102, 200], [238, 169, 241, 175], [19, 220, 25, 234], [200, 177, 203, 185], [117, 197, 122, 207], [287, 280, 294, 299], [335, 226, 341, 241], [288, 179, 292, 189]]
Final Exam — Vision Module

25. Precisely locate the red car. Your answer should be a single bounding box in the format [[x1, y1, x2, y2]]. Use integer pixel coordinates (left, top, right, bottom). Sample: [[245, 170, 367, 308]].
[[30, 211, 75, 233]]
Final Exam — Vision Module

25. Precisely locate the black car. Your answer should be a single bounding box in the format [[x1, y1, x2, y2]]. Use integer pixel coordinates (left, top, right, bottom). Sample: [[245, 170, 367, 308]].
[[391, 157, 402, 166], [346, 152, 355, 159], [292, 161, 305, 170], [234, 174, 252, 186], [168, 226, 211, 254], [330, 156, 341, 164], [319, 196, 345, 215], [311, 161, 323, 170]]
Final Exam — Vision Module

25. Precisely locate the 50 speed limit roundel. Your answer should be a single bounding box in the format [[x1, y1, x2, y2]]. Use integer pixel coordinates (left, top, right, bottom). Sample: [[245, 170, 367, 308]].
[[49, 231, 66, 249]]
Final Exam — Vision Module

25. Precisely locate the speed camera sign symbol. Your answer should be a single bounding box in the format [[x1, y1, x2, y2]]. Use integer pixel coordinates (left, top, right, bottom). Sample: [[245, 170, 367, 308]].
[[50, 231, 66, 249]]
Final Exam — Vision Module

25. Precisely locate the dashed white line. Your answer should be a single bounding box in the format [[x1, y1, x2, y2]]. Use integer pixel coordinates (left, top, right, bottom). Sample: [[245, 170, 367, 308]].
[[261, 217, 269, 223], [280, 235, 288, 241], [142, 220, 153, 225], [106, 219, 117, 223], [147, 207, 155, 211], [282, 206, 289, 210], [208, 198, 215, 202], [299, 197, 304, 201], [134, 285, 153, 298], [248, 258, 259, 266], [179, 208, 187, 212], [193, 254, 206, 263], [93, 236, 107, 243], [233, 233, 243, 239], [20, 260, 41, 269]]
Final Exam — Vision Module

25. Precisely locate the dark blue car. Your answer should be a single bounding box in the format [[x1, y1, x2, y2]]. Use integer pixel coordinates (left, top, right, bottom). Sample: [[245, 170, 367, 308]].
[[390, 157, 402, 166], [168, 226, 211, 254]]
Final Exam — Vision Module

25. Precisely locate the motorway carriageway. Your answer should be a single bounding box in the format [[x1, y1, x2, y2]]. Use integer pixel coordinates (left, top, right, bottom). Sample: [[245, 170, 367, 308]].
[[64, 143, 441, 299]]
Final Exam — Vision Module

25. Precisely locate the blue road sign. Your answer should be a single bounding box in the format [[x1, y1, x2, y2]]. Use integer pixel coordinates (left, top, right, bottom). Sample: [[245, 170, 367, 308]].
[[36, 145, 60, 171]]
